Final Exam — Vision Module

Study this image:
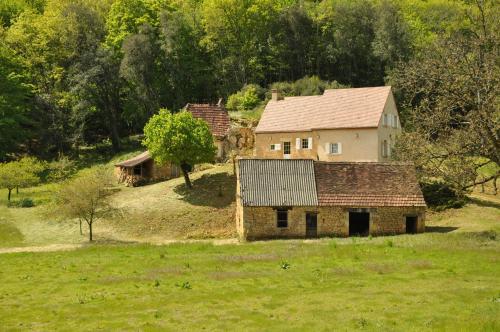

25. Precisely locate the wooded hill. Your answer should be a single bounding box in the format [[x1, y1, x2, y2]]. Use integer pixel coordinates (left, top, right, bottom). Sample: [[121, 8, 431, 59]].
[[0, 0, 498, 194]]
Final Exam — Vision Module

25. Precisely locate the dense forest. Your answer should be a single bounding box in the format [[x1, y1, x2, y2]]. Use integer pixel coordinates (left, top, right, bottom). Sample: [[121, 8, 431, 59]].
[[0, 0, 498, 181]]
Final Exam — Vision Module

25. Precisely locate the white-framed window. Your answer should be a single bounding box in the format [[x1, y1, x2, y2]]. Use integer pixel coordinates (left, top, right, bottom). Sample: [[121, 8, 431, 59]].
[[382, 140, 390, 157], [327, 142, 342, 155], [301, 138, 309, 149], [270, 143, 281, 151], [392, 114, 398, 128]]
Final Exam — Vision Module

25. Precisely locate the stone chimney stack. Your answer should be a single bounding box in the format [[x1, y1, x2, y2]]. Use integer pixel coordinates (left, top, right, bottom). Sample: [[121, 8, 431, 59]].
[[271, 89, 282, 101]]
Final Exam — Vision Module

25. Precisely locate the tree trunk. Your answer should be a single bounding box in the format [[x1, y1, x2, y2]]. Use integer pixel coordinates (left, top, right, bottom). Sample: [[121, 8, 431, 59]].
[[7, 189, 12, 202], [89, 222, 93, 242], [16, 186, 19, 194], [107, 105, 121, 153], [79, 219, 83, 235], [180, 163, 192, 189]]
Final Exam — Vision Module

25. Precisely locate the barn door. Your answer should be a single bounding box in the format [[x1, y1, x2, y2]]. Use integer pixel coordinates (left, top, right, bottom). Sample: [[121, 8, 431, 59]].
[[306, 213, 318, 238]]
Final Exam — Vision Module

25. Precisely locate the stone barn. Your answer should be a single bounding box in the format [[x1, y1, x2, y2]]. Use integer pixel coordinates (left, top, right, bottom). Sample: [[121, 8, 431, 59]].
[[185, 101, 231, 160], [115, 151, 180, 186], [236, 159, 426, 240]]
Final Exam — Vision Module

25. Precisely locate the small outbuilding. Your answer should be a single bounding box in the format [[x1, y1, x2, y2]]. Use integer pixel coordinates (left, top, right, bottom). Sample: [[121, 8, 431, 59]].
[[185, 101, 231, 160], [115, 151, 180, 186], [236, 159, 426, 240]]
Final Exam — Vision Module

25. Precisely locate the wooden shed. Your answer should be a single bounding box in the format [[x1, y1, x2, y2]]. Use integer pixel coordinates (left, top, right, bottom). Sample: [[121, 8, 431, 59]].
[[114, 151, 180, 186]]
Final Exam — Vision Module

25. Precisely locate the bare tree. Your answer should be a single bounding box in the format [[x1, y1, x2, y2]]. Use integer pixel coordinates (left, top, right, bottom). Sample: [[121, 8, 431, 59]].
[[56, 167, 113, 241], [391, 0, 499, 194]]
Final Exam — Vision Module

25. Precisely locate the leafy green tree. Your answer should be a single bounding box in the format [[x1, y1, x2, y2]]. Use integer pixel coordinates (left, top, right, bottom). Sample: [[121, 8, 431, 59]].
[[55, 167, 113, 241], [0, 157, 44, 201], [143, 109, 216, 188], [0, 45, 33, 160], [372, 0, 412, 70], [226, 84, 264, 111]]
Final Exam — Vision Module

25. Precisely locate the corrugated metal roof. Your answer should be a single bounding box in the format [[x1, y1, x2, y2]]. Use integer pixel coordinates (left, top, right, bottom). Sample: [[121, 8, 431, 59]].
[[238, 159, 318, 207]]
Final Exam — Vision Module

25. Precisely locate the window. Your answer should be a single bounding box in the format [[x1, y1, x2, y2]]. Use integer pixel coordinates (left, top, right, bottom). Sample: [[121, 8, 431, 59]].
[[383, 114, 388, 126], [329, 142, 341, 155], [270, 143, 281, 151], [133, 165, 142, 175], [382, 140, 389, 157], [283, 142, 291, 155], [393, 114, 398, 128], [277, 209, 288, 228], [301, 138, 309, 149]]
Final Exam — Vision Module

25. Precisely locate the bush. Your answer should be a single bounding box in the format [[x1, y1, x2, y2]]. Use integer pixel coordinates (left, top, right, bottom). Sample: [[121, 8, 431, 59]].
[[421, 181, 467, 210], [8, 198, 35, 208], [226, 84, 264, 111], [269, 75, 347, 98]]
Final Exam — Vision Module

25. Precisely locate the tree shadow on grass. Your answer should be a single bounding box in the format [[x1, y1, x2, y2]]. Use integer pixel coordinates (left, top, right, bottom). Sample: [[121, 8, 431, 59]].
[[174, 172, 236, 208], [425, 226, 459, 233], [468, 196, 500, 209]]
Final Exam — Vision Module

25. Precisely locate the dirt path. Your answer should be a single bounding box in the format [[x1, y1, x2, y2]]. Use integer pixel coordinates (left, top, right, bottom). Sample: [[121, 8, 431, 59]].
[[0, 238, 239, 255]]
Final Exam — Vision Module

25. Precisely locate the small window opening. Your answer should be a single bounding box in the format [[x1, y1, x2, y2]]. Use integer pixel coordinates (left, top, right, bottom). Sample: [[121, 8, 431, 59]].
[[133, 165, 142, 176], [301, 138, 309, 149], [277, 209, 288, 228]]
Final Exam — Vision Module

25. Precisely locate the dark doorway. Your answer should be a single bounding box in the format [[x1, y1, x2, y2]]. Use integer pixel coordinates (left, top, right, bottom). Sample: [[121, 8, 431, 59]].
[[406, 216, 418, 234], [306, 213, 317, 238], [349, 212, 370, 236]]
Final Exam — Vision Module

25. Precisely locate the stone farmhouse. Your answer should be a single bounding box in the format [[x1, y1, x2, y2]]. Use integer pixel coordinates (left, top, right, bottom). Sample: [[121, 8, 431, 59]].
[[185, 100, 231, 160], [254, 86, 401, 161], [236, 159, 426, 240]]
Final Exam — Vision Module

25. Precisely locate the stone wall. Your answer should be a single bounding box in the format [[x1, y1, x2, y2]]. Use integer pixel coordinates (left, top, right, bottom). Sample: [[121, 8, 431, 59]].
[[239, 205, 426, 240]]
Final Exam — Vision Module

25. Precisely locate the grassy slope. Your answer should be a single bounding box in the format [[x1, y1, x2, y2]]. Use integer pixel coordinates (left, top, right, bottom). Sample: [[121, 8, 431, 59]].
[[0, 163, 237, 247], [0, 233, 498, 331]]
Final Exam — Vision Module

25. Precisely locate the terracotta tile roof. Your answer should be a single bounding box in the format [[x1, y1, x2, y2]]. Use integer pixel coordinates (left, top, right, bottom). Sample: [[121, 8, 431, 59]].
[[255, 86, 392, 133], [239, 159, 318, 207], [185, 103, 231, 138], [115, 151, 151, 167], [238, 159, 426, 208], [314, 162, 426, 207]]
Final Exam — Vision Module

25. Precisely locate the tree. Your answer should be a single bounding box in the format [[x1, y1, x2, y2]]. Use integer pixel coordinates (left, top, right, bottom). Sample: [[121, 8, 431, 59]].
[[56, 167, 112, 241], [391, 0, 499, 194], [0, 157, 43, 201], [142, 109, 216, 188]]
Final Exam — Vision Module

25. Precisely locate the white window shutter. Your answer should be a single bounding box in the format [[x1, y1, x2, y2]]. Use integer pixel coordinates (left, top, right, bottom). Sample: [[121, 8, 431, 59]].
[[296, 138, 301, 150], [325, 143, 330, 154], [275, 143, 281, 151], [337, 142, 342, 154], [308, 137, 313, 149]]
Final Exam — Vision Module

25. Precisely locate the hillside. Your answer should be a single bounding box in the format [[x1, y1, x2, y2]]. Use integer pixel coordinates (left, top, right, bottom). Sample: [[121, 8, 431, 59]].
[[0, 163, 237, 249]]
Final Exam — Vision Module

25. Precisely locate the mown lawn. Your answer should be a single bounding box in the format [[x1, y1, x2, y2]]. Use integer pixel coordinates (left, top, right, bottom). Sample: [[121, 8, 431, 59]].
[[0, 232, 498, 331]]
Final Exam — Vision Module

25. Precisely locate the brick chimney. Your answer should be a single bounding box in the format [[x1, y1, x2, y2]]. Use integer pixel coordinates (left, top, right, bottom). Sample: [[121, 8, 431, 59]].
[[271, 89, 282, 101]]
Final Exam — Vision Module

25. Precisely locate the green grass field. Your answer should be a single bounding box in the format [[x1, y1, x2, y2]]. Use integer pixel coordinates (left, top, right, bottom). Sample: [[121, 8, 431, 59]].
[[0, 232, 498, 331], [1, 152, 499, 330]]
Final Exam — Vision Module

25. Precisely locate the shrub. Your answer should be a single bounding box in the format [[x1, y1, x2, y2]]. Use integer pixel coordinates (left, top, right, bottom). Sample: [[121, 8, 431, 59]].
[[8, 198, 35, 208], [421, 181, 467, 210], [226, 84, 264, 111], [280, 261, 291, 270], [20, 198, 34, 208]]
